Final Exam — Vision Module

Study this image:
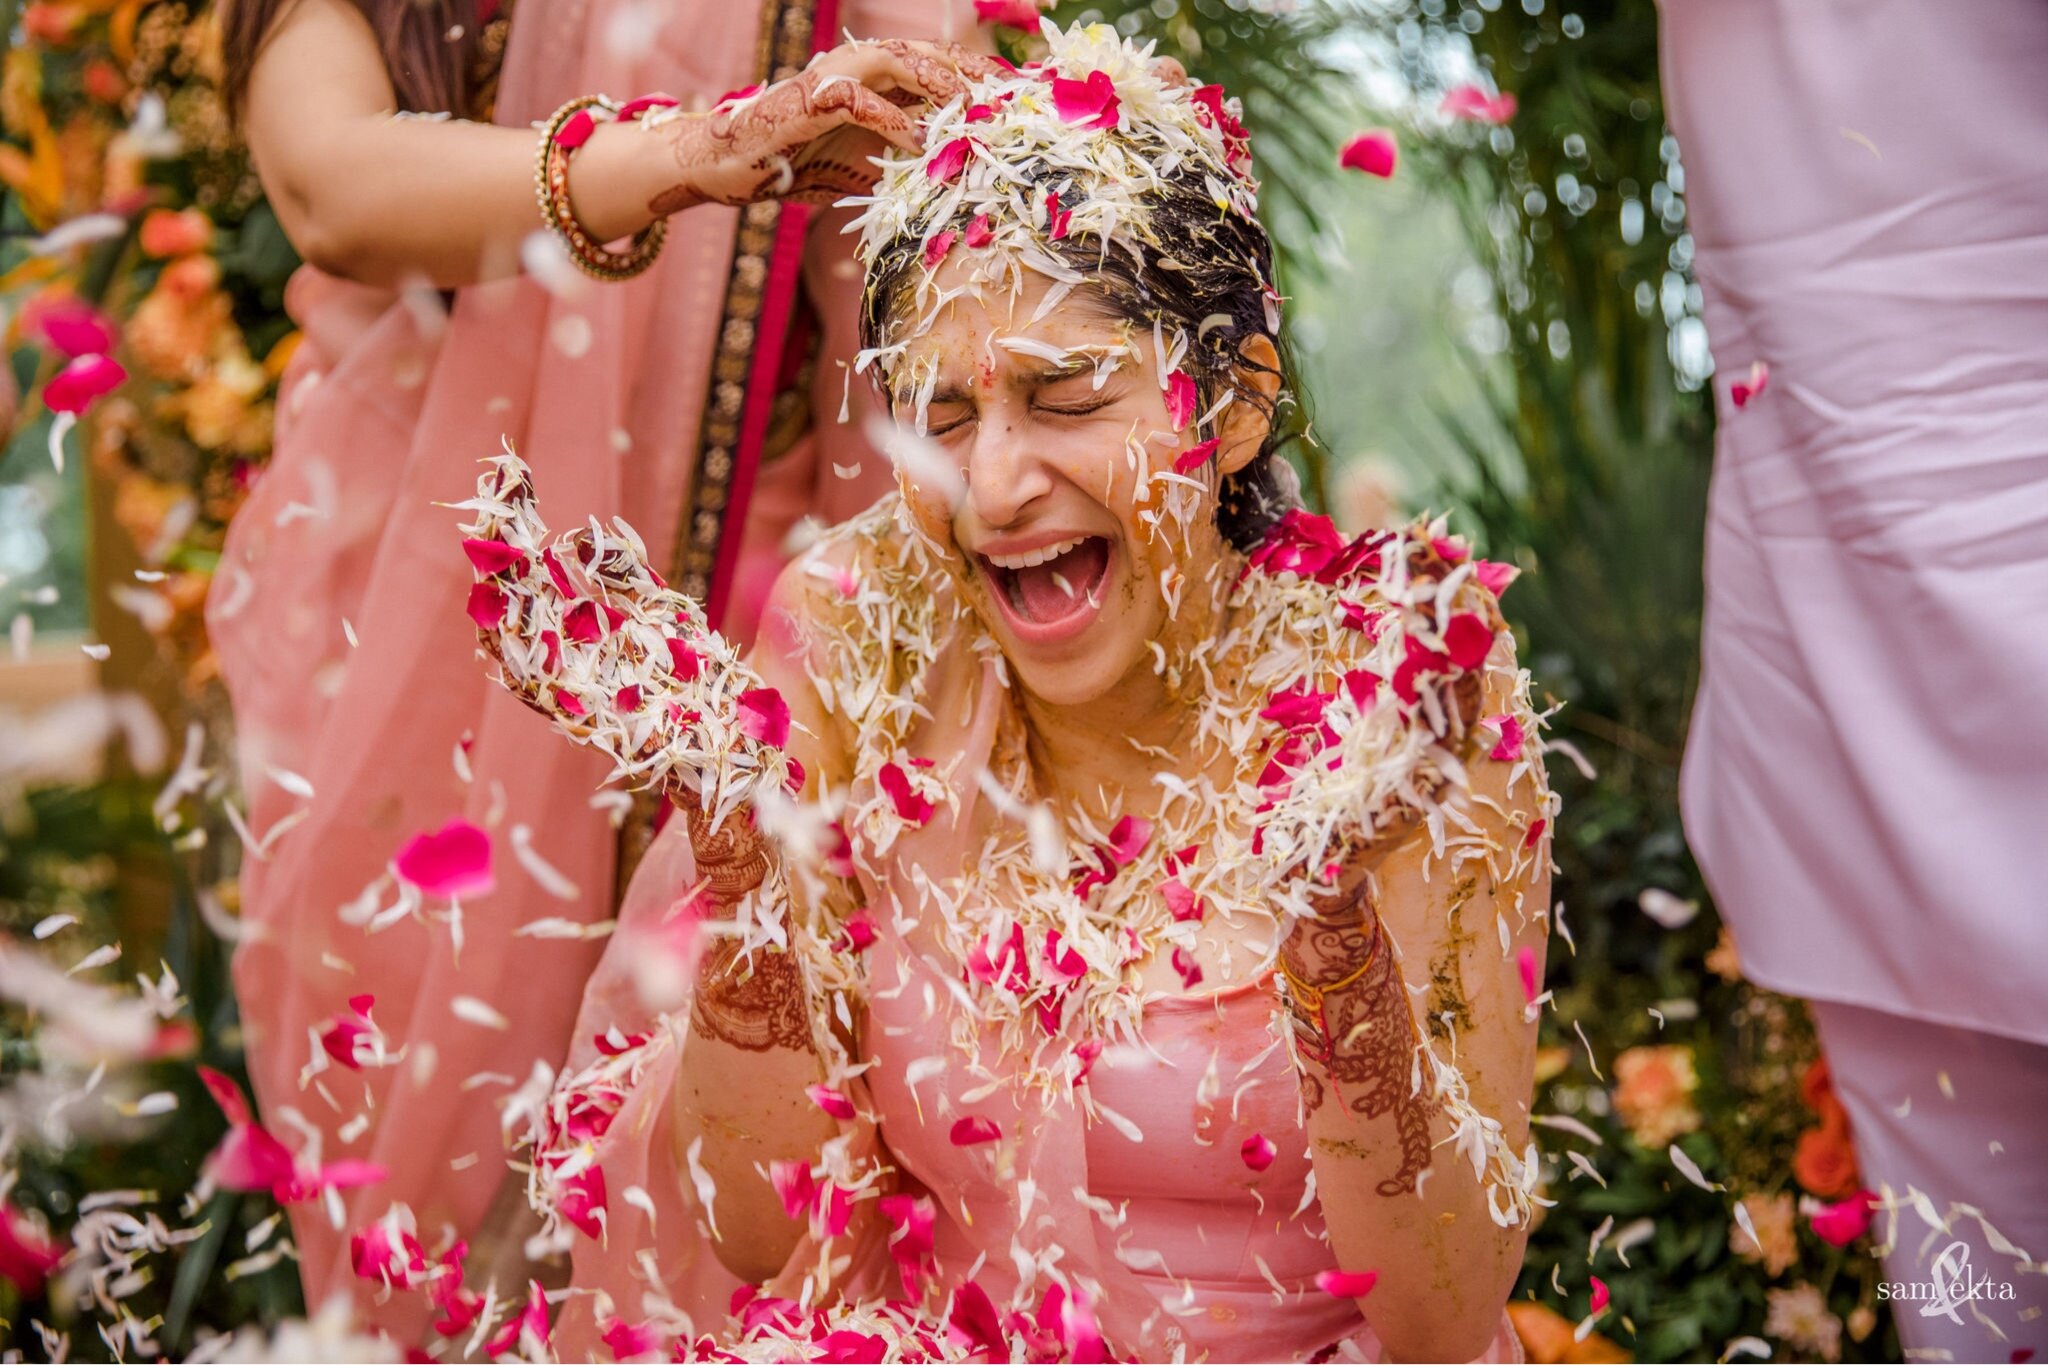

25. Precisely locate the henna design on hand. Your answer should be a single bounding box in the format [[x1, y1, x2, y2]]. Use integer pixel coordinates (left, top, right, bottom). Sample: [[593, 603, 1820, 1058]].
[[1281, 889, 1438, 1196], [679, 802, 814, 1053]]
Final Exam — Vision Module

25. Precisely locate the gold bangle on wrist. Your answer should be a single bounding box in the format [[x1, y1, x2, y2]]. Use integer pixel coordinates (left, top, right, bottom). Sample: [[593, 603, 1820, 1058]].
[[534, 94, 667, 283]]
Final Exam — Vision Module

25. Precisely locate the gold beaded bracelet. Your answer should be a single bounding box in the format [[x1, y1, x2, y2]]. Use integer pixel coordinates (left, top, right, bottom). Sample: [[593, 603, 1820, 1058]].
[[533, 94, 671, 283]]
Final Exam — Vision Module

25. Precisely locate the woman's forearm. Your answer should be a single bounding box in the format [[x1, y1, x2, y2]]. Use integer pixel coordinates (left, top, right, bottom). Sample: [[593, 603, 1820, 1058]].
[[243, 0, 678, 289], [667, 805, 839, 1283], [1288, 816, 1546, 1362]]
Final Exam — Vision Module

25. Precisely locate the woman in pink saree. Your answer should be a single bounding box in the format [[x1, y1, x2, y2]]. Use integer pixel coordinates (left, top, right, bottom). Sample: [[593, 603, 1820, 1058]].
[[206, 0, 984, 1336], [448, 28, 1554, 1361]]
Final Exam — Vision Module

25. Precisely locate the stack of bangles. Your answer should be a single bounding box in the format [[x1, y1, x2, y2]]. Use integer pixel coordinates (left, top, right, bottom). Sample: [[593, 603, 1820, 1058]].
[[535, 93, 681, 281]]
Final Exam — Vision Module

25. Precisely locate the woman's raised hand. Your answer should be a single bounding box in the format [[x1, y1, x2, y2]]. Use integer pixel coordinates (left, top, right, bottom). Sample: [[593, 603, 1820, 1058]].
[[651, 39, 1006, 211]]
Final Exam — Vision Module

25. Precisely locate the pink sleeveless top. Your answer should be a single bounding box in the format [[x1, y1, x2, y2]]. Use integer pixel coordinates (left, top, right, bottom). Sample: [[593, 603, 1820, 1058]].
[[865, 947, 1365, 1363]]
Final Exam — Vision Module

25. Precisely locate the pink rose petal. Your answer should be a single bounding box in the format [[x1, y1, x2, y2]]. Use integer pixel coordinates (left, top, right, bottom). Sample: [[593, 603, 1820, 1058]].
[[949, 1115, 1001, 1146], [1106, 815, 1152, 866], [1441, 84, 1517, 124], [972, 0, 1042, 29], [1174, 437, 1220, 475], [1810, 1190, 1877, 1247], [465, 581, 507, 630], [1338, 130, 1398, 179], [1051, 69, 1120, 130], [0, 1204, 62, 1295], [736, 687, 790, 747], [1164, 369, 1198, 432], [1241, 1134, 1276, 1171], [922, 229, 957, 272], [964, 213, 994, 248], [1590, 1274, 1610, 1314], [1731, 359, 1769, 409], [1517, 945, 1541, 1004], [462, 537, 525, 576], [1316, 1268, 1379, 1298], [1160, 876, 1205, 923], [554, 108, 598, 149], [600, 1319, 665, 1361], [666, 637, 701, 679], [393, 819, 494, 899], [1444, 611, 1494, 670], [1045, 189, 1071, 241], [43, 353, 126, 415], [879, 761, 936, 826], [24, 296, 116, 357], [1171, 945, 1203, 990], [770, 1160, 816, 1220], [1486, 714, 1527, 761], [484, 1280, 551, 1358], [807, 1084, 858, 1120], [1474, 558, 1520, 598], [927, 136, 975, 183]]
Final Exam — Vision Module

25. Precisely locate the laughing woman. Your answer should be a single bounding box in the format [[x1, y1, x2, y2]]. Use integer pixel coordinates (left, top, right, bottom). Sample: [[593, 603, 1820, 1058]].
[[455, 26, 1555, 1362]]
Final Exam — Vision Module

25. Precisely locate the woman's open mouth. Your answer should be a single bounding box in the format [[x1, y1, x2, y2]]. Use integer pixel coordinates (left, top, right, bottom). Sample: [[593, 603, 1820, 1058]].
[[977, 534, 1114, 645]]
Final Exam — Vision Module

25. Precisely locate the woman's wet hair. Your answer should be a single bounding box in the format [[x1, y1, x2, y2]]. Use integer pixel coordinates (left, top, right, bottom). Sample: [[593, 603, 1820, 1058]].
[[860, 158, 1306, 554]]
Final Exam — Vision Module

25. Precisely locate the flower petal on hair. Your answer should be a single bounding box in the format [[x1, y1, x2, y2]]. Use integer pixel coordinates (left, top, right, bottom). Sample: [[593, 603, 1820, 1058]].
[[964, 213, 995, 248], [394, 819, 494, 899], [1174, 437, 1220, 475], [1160, 876, 1204, 923], [1051, 70, 1120, 131], [1165, 369, 1198, 431], [1338, 130, 1398, 179], [922, 229, 957, 272]]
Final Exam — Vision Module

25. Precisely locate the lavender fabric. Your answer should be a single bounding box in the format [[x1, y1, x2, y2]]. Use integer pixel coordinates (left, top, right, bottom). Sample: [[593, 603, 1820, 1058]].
[[1659, 0, 2048, 1046]]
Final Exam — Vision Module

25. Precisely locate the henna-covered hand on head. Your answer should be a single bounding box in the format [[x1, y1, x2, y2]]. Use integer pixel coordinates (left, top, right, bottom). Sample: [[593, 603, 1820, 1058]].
[[651, 38, 1007, 212]]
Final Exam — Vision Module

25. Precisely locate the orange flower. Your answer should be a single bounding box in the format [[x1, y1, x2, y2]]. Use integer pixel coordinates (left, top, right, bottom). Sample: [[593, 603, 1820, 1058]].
[[139, 207, 213, 259], [1794, 1119, 1860, 1200], [1508, 1302, 1634, 1364], [1612, 1044, 1701, 1148]]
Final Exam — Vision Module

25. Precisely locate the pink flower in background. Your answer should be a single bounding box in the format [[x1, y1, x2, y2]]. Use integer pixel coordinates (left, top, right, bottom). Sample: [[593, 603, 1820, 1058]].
[[1052, 70, 1121, 130], [1339, 130, 1399, 179], [972, 0, 1042, 30], [43, 353, 125, 414], [138, 206, 214, 258], [1442, 84, 1518, 124], [393, 819, 494, 899]]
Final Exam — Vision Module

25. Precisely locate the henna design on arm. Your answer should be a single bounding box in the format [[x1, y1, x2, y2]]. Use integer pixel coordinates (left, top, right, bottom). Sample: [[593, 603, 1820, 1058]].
[[682, 803, 815, 1054], [1281, 885, 1438, 1196]]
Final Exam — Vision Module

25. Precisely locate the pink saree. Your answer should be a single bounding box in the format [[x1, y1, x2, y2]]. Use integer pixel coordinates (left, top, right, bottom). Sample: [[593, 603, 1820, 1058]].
[[206, 0, 975, 1333]]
